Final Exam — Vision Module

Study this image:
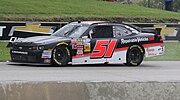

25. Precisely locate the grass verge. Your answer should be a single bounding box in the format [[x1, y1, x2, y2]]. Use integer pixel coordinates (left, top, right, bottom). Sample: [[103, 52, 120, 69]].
[[0, 0, 179, 22], [0, 42, 10, 62]]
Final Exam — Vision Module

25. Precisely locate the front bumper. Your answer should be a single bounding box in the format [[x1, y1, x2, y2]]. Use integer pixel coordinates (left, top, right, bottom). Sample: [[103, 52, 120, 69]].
[[10, 49, 52, 65], [8, 61, 51, 65]]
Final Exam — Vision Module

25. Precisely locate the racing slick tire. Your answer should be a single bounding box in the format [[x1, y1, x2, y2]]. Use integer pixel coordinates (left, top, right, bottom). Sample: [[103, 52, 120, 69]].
[[124, 45, 144, 66], [52, 45, 70, 66]]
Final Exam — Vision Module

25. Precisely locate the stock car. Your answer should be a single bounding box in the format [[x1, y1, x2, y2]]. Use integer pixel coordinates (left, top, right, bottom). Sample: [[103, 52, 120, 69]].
[[9, 21, 164, 66]]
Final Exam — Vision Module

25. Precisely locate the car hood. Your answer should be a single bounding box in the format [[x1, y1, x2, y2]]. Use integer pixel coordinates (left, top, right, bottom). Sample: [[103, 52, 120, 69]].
[[16, 36, 71, 45]]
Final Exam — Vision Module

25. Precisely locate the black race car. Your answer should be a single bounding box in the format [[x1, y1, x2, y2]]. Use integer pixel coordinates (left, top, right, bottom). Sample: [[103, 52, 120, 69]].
[[9, 21, 164, 66]]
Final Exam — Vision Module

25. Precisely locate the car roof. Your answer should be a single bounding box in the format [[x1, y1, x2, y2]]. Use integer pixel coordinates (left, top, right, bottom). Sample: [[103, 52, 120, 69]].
[[71, 21, 109, 25], [70, 21, 138, 29]]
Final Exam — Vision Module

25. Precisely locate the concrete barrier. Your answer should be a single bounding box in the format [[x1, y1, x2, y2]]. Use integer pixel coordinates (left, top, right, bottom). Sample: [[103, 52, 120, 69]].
[[1, 82, 180, 100]]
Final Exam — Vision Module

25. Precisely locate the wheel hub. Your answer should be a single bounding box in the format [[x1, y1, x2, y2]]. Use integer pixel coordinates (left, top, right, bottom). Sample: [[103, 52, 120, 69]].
[[129, 48, 141, 63]]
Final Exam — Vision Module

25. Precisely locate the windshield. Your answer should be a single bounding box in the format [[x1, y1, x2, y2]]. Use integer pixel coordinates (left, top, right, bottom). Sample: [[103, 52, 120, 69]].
[[51, 24, 89, 38], [68, 26, 88, 38]]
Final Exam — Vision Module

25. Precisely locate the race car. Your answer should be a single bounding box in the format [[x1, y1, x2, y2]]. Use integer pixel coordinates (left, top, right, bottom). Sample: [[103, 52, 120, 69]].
[[9, 21, 164, 66]]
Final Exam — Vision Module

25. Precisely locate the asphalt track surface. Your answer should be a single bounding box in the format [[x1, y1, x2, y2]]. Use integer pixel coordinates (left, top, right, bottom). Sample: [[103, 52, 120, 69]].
[[0, 61, 180, 83]]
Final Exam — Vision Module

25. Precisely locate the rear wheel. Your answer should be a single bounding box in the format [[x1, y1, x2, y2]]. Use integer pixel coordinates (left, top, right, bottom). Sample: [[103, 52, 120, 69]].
[[124, 45, 144, 66], [52, 46, 70, 66]]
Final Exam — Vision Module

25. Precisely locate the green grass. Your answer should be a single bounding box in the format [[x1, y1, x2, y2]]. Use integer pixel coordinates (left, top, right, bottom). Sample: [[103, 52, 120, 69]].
[[0, 42, 10, 62], [0, 42, 179, 62], [0, 0, 179, 21], [145, 42, 180, 61]]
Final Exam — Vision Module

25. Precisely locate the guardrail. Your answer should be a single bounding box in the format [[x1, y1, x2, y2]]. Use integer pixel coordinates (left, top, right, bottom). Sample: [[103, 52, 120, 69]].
[[0, 21, 67, 41]]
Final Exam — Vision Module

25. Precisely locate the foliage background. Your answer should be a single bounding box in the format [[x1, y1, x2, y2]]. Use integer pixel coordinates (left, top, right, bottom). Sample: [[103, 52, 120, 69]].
[[137, 0, 180, 12]]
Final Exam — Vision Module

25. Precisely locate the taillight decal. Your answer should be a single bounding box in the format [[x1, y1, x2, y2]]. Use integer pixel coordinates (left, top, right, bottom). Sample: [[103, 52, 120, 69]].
[[149, 37, 154, 41], [142, 42, 164, 47]]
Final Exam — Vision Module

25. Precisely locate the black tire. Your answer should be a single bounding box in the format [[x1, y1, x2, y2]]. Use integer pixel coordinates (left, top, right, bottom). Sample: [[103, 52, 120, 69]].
[[124, 45, 144, 66], [52, 45, 70, 66]]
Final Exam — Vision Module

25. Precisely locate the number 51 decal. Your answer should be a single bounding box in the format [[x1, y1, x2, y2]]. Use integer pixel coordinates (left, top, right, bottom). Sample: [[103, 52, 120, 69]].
[[91, 39, 117, 58]]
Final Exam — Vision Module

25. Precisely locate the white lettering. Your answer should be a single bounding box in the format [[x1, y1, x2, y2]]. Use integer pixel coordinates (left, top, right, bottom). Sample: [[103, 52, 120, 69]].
[[12, 51, 28, 54], [9, 37, 24, 42], [121, 37, 149, 44], [0, 26, 6, 37]]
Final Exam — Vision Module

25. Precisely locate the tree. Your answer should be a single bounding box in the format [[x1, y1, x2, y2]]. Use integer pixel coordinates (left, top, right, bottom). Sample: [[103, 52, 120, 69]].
[[137, 0, 180, 12]]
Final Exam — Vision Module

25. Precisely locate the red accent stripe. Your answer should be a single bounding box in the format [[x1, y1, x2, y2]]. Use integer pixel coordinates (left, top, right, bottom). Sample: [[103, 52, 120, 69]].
[[149, 37, 154, 41], [160, 37, 163, 41], [72, 53, 91, 59], [42, 56, 50, 58], [72, 42, 164, 59], [142, 42, 164, 47], [114, 47, 129, 52], [72, 47, 128, 59]]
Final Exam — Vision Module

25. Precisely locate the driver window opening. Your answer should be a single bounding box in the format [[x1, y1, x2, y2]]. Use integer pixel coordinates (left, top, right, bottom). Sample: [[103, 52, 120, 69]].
[[90, 26, 113, 38]]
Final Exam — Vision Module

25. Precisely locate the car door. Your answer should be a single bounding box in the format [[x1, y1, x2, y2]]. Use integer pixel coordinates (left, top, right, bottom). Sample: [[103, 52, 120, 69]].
[[72, 25, 116, 64], [87, 25, 118, 63], [72, 25, 126, 64]]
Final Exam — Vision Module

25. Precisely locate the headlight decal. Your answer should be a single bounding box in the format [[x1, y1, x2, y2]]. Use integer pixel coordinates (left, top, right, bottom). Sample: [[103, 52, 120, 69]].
[[30, 46, 44, 50]]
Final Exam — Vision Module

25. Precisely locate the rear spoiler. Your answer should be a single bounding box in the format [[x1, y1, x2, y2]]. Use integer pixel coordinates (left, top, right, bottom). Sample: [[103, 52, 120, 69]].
[[123, 23, 160, 35], [140, 28, 161, 35]]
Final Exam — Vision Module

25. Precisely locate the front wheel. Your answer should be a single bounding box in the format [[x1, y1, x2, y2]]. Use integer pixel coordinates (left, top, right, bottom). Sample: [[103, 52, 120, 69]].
[[52, 46, 70, 66], [124, 45, 144, 66]]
